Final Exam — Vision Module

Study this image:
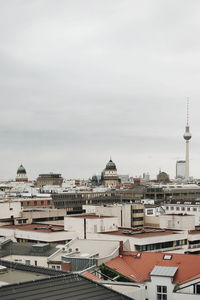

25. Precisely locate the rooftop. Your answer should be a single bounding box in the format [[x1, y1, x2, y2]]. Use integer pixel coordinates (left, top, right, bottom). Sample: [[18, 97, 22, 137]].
[[101, 227, 181, 238], [50, 239, 120, 262], [0, 264, 131, 300], [68, 214, 113, 219], [1, 223, 64, 233], [104, 251, 200, 284], [0, 242, 57, 258]]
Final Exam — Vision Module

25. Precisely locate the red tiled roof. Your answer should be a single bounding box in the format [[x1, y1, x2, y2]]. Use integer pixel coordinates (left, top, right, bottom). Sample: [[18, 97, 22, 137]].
[[105, 252, 200, 284], [83, 272, 102, 281]]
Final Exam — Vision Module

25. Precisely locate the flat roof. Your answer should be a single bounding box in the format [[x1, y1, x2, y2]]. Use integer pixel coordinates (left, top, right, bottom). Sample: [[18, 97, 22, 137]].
[[2, 223, 64, 233], [0, 268, 49, 285], [101, 227, 181, 238], [68, 214, 113, 219]]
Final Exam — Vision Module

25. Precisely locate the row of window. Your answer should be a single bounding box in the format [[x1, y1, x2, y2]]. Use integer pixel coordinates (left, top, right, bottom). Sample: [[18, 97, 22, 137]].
[[132, 209, 144, 213], [166, 206, 198, 212], [135, 240, 187, 252], [132, 217, 144, 221], [21, 200, 52, 206]]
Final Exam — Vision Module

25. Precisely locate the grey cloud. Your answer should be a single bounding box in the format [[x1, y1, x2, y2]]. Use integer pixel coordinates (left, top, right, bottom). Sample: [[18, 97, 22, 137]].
[[0, 0, 200, 180]]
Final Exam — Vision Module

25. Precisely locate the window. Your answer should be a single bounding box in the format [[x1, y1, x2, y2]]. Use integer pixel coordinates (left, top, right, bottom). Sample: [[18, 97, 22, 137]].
[[157, 285, 167, 300], [25, 260, 31, 265], [132, 217, 144, 221], [176, 207, 180, 211], [196, 284, 200, 294]]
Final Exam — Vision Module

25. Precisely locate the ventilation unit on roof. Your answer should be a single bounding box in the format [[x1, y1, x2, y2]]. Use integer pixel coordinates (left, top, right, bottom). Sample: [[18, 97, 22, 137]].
[[68, 248, 72, 253], [133, 253, 141, 258], [75, 247, 80, 252]]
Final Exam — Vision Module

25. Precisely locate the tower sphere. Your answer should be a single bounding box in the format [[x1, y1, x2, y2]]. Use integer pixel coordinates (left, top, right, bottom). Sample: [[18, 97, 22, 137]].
[[183, 126, 192, 140]]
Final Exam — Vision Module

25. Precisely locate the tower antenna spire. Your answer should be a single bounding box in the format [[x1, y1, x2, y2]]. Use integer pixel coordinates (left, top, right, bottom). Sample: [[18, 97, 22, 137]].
[[187, 97, 189, 125], [183, 97, 192, 180]]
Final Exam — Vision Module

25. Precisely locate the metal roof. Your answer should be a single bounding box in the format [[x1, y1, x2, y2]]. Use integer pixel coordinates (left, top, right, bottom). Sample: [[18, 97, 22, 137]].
[[150, 265, 178, 277], [0, 273, 132, 300]]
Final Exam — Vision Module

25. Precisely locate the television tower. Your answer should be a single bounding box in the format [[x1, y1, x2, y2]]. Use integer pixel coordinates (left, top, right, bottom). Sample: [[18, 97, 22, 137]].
[[183, 98, 192, 180]]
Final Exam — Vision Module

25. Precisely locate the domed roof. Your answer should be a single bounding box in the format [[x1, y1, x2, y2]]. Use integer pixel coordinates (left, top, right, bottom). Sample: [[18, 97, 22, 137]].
[[105, 159, 117, 171], [17, 164, 27, 174]]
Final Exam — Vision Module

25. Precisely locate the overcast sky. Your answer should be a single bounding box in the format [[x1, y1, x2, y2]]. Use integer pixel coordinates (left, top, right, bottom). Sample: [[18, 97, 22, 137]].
[[0, 0, 200, 180]]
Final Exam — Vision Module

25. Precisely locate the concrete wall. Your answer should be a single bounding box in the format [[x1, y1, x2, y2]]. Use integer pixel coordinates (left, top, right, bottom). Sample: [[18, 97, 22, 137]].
[[160, 214, 195, 230], [144, 215, 160, 227], [147, 276, 175, 300], [1, 254, 48, 267], [0, 201, 21, 219], [64, 216, 119, 239]]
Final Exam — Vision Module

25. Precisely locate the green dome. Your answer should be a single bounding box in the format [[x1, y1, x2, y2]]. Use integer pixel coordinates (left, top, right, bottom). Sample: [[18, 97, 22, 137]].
[[17, 164, 26, 174], [105, 159, 117, 171]]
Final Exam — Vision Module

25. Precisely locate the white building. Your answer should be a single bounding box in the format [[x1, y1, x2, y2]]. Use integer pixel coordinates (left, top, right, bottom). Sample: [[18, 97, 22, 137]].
[[0, 240, 58, 268], [83, 203, 144, 227], [104, 251, 200, 299], [164, 201, 200, 226], [64, 214, 119, 239], [87, 227, 188, 254], [0, 200, 21, 220], [0, 223, 76, 243], [48, 238, 121, 271], [160, 214, 195, 231], [176, 160, 186, 179]]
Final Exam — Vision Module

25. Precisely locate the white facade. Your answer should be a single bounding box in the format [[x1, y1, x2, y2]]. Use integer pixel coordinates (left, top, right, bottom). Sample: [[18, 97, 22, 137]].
[[0, 227, 76, 243], [64, 215, 119, 239], [87, 230, 188, 253], [176, 160, 186, 179], [160, 214, 195, 230], [83, 204, 132, 227], [164, 203, 200, 225], [1, 255, 49, 267], [0, 201, 21, 220]]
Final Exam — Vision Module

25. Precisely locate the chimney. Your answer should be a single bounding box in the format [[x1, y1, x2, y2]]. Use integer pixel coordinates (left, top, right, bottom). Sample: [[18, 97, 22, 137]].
[[119, 241, 123, 255], [61, 262, 72, 271]]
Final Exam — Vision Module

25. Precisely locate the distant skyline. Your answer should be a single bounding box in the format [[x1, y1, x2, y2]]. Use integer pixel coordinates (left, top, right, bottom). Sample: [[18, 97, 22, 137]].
[[1, 1, 200, 180]]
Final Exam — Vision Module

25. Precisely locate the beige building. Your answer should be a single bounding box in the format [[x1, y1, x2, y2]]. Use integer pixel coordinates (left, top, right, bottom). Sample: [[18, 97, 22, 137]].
[[36, 173, 63, 187]]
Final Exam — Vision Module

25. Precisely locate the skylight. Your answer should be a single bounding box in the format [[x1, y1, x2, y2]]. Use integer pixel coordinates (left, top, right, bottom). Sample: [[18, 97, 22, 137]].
[[163, 254, 172, 260]]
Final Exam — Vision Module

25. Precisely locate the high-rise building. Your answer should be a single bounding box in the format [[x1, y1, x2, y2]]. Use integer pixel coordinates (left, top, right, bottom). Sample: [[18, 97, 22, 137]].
[[176, 160, 186, 179], [183, 99, 192, 180]]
